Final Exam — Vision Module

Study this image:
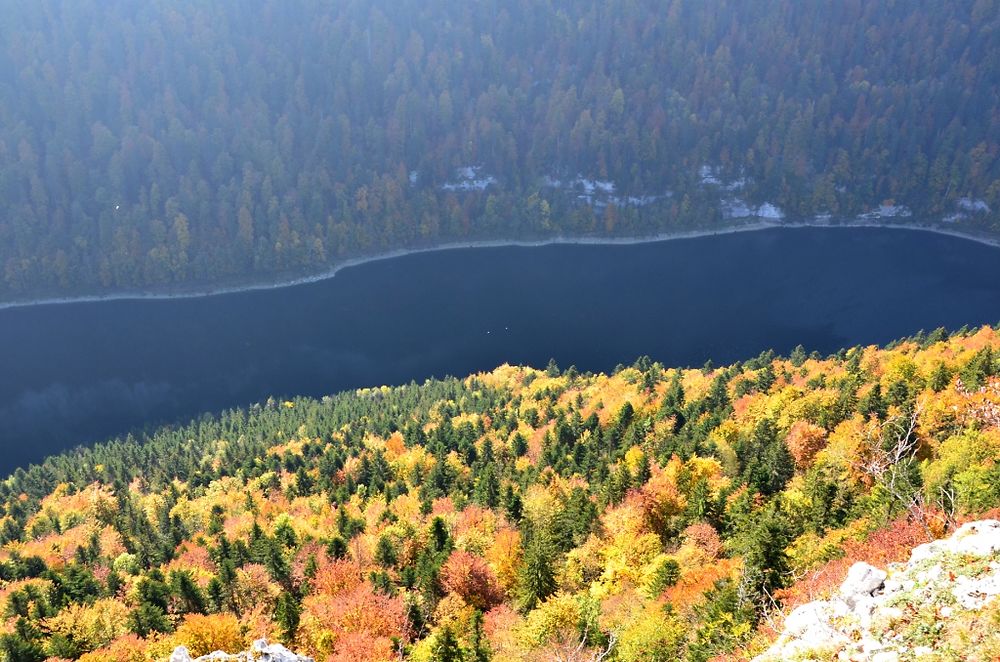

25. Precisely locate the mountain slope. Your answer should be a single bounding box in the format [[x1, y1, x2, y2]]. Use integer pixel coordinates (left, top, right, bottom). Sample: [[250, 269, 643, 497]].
[[2, 1, 1000, 299], [2, 326, 1000, 660]]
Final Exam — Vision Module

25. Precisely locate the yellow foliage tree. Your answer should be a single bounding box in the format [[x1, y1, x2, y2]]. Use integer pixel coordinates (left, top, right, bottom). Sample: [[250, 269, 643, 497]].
[[173, 612, 246, 657], [516, 592, 581, 649], [44, 598, 130, 653], [486, 527, 522, 593], [232, 563, 282, 615]]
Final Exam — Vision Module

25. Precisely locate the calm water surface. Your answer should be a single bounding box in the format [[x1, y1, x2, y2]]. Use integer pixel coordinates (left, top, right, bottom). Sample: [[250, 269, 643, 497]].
[[1, 227, 999, 474]]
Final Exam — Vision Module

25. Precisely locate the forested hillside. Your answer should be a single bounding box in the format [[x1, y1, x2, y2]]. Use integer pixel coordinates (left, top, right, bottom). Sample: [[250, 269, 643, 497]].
[[2, 0, 999, 298], [3, 326, 1000, 660]]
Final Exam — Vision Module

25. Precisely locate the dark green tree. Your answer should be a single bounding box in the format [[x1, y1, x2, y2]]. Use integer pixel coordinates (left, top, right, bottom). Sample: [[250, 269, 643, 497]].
[[432, 624, 463, 662], [375, 534, 398, 569], [516, 532, 557, 613], [274, 592, 301, 643]]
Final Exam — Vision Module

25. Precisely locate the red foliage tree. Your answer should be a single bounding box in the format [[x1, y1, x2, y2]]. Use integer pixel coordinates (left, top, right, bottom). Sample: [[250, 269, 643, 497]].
[[681, 522, 723, 559], [300, 582, 409, 661], [440, 549, 504, 611]]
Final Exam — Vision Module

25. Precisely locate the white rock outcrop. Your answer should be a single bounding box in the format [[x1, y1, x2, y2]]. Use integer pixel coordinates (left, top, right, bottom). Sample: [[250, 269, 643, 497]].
[[754, 520, 1000, 661], [170, 638, 313, 662], [838, 562, 887, 607]]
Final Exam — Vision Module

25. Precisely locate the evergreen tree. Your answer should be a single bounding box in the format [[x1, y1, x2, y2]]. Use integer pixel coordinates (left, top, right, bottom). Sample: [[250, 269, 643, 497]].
[[929, 362, 953, 392], [326, 536, 348, 560], [473, 464, 500, 509], [375, 534, 398, 568], [170, 570, 207, 614], [431, 625, 463, 662], [516, 532, 557, 613], [647, 558, 681, 595], [736, 419, 794, 497], [127, 603, 171, 637], [468, 610, 491, 662], [502, 485, 523, 522], [739, 506, 791, 611], [0, 618, 46, 662], [859, 383, 888, 421], [274, 592, 301, 644], [430, 517, 452, 554]]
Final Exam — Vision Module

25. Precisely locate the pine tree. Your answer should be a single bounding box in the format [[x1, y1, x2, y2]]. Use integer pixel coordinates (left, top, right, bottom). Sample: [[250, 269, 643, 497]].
[[737, 419, 794, 497], [431, 624, 463, 662], [473, 464, 500, 508], [274, 592, 301, 644], [511, 433, 528, 457], [739, 505, 791, 611], [502, 485, 523, 522], [469, 610, 491, 661], [0, 618, 46, 662], [430, 517, 451, 554], [929, 362, 952, 392], [859, 383, 888, 420], [375, 534, 398, 568], [516, 532, 557, 612], [170, 570, 206, 614], [327, 536, 347, 560], [207, 505, 225, 535], [648, 557, 681, 594]]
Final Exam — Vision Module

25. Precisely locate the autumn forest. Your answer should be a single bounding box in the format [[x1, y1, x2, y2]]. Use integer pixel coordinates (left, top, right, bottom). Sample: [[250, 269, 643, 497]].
[[2, 327, 1000, 659], [4, 1, 1000, 661]]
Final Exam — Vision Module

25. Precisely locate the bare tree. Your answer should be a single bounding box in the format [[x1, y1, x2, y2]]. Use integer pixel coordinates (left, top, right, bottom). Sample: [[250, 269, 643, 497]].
[[853, 404, 948, 537], [548, 630, 618, 662]]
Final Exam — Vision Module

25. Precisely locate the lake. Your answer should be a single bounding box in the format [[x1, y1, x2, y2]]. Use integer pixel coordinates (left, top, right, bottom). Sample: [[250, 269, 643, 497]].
[[2, 226, 999, 475]]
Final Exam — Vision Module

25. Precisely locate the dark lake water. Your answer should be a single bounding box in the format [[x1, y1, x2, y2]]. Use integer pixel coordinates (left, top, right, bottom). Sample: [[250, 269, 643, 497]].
[[2, 227, 1000, 475]]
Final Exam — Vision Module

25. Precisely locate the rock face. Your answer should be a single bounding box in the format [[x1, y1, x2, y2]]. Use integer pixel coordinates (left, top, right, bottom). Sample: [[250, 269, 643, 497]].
[[169, 638, 313, 662], [755, 520, 1000, 661], [838, 562, 887, 608]]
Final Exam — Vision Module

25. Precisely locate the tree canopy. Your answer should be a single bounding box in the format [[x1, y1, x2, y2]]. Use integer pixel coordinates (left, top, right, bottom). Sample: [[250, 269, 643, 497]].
[[1, 0, 999, 299], [2, 326, 1000, 658]]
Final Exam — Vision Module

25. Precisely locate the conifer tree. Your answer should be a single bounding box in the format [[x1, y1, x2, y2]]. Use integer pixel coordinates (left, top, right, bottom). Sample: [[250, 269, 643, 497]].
[[432, 625, 462, 662], [516, 531, 557, 613], [274, 592, 301, 644]]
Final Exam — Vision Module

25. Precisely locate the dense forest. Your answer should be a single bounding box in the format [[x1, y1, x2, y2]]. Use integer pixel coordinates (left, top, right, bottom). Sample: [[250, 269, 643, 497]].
[[2, 326, 1000, 660], [2, 0, 1000, 299]]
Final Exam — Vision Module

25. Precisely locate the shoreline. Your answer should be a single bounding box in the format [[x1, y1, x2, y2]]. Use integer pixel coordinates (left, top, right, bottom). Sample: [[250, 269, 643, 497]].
[[1, 219, 998, 311]]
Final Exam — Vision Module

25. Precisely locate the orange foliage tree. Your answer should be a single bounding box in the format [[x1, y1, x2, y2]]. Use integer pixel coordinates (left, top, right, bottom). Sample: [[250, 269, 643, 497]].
[[77, 634, 148, 662], [440, 549, 504, 611], [299, 582, 408, 661], [785, 420, 828, 469]]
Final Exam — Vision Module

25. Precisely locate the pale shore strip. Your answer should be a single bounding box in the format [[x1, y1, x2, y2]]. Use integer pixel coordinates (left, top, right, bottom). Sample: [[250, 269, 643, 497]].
[[1, 219, 997, 312]]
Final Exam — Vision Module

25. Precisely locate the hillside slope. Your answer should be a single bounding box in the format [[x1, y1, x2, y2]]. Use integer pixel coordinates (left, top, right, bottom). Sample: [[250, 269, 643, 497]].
[[3, 326, 1000, 660], [2, 1, 1000, 299]]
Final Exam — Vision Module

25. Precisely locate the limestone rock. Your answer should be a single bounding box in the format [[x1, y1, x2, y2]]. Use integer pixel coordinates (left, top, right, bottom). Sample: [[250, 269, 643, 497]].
[[839, 562, 886, 607], [169, 639, 313, 662], [952, 520, 1000, 557], [753, 521, 1000, 662]]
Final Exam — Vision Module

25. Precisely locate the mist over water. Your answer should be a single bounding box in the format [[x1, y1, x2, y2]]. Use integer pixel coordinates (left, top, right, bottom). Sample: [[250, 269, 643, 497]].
[[2, 227, 999, 475]]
